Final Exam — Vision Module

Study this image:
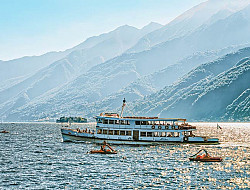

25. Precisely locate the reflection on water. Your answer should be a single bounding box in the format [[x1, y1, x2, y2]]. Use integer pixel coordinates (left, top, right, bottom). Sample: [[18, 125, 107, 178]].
[[0, 122, 249, 189]]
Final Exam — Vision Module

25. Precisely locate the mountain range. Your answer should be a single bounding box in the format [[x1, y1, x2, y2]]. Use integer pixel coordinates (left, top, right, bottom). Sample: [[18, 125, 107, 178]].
[[131, 47, 250, 121], [1, 0, 249, 122]]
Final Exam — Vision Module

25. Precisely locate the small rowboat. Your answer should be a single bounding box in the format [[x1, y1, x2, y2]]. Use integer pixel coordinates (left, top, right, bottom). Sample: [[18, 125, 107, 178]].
[[0, 130, 9, 133], [189, 149, 222, 162], [89, 150, 117, 154]]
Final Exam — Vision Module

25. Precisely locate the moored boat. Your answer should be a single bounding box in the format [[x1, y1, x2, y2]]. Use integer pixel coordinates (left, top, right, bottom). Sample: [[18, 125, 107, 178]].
[[61, 99, 219, 145]]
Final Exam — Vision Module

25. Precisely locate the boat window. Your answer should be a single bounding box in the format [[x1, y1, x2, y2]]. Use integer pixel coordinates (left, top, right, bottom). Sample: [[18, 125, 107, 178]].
[[120, 120, 125, 125], [140, 132, 146, 137], [126, 131, 131, 136], [126, 120, 130, 125], [120, 130, 125, 135], [108, 130, 113, 135], [141, 121, 146, 125], [182, 132, 188, 136], [114, 130, 119, 135], [103, 120, 108, 124], [135, 121, 140, 125], [97, 119, 102, 123], [97, 129, 102, 134], [154, 132, 159, 137], [167, 132, 172, 137], [174, 132, 179, 137], [103, 129, 108, 134], [109, 120, 114, 124], [168, 125, 172, 130], [190, 131, 194, 137], [115, 120, 119, 125], [147, 132, 153, 137], [161, 132, 166, 137]]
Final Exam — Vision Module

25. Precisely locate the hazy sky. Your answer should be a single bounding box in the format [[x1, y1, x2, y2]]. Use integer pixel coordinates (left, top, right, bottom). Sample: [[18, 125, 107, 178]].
[[0, 0, 206, 61]]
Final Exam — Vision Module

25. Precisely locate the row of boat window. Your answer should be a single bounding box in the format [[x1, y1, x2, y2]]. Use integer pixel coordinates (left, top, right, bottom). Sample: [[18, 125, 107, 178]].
[[141, 132, 181, 137], [97, 129, 131, 136], [135, 121, 172, 125], [97, 119, 175, 126], [97, 129, 185, 137], [97, 119, 130, 125]]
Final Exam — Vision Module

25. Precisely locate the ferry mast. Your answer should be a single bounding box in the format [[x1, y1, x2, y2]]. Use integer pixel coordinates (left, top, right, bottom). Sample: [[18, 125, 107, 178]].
[[120, 98, 126, 118]]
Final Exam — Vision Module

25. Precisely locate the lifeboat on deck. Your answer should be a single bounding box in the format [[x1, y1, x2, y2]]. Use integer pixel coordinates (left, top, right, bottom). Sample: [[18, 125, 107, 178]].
[[189, 149, 222, 162]]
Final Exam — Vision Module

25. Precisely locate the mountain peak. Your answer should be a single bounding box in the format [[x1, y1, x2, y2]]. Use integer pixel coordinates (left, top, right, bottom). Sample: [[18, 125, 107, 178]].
[[142, 22, 163, 30], [115, 24, 139, 31]]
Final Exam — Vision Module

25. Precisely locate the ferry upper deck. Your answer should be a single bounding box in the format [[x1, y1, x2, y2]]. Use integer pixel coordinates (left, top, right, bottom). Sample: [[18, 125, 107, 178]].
[[95, 114, 196, 130]]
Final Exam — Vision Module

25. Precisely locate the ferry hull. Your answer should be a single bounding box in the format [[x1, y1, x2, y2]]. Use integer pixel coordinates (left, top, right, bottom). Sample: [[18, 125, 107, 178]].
[[61, 133, 219, 145]]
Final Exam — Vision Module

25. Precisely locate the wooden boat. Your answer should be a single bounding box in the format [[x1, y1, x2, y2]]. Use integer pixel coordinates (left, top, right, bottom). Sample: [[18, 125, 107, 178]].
[[189, 149, 222, 162], [0, 130, 9, 133]]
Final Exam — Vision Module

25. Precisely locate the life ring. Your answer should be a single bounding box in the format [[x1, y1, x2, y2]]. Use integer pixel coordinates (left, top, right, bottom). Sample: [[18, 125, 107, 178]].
[[158, 125, 162, 129], [183, 137, 188, 142], [152, 125, 155, 129]]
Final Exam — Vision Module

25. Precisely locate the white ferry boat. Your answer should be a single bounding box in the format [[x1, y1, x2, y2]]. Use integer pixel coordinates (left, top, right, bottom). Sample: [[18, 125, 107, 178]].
[[61, 99, 219, 145]]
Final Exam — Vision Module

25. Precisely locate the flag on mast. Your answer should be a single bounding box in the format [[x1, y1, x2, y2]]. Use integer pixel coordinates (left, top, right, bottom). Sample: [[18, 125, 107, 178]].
[[217, 123, 222, 129]]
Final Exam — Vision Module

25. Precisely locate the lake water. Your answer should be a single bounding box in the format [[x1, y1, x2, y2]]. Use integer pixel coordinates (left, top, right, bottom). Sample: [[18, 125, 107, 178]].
[[0, 122, 249, 189]]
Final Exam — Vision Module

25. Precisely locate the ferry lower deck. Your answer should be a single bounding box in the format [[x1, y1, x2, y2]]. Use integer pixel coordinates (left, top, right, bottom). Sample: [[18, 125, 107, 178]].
[[61, 130, 219, 145]]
